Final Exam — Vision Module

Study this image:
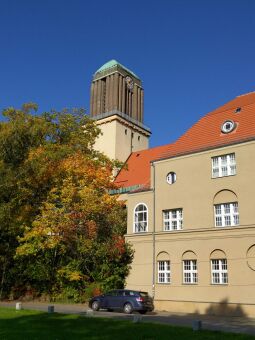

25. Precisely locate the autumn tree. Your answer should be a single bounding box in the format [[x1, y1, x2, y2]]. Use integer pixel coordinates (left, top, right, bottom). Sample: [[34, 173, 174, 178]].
[[0, 104, 133, 301]]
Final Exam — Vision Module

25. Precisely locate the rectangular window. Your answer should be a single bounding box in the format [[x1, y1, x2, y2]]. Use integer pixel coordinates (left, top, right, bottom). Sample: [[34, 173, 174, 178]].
[[158, 261, 170, 283], [212, 153, 236, 178], [214, 202, 239, 227], [211, 259, 228, 284], [163, 209, 183, 231], [183, 260, 198, 284]]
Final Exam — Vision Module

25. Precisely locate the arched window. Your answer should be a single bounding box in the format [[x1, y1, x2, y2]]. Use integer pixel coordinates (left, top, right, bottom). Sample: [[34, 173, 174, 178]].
[[157, 252, 170, 284], [213, 190, 239, 227], [210, 249, 228, 284], [134, 203, 148, 233], [182, 251, 198, 284]]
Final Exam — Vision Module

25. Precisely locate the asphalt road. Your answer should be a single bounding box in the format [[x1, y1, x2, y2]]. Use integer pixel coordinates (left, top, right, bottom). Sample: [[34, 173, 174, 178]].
[[1, 301, 255, 336]]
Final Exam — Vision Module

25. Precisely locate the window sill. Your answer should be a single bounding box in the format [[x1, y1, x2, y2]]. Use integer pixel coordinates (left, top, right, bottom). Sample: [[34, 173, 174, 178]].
[[215, 225, 239, 228], [156, 283, 171, 285], [182, 283, 198, 285], [211, 174, 236, 179], [211, 283, 228, 286]]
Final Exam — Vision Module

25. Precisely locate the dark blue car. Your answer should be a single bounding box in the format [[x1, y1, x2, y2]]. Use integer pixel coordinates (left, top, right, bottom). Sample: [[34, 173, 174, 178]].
[[89, 289, 154, 314]]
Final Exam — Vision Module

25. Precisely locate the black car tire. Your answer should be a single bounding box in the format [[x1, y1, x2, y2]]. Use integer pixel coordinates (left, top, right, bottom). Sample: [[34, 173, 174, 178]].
[[138, 310, 147, 314], [123, 303, 133, 314], [91, 300, 100, 311]]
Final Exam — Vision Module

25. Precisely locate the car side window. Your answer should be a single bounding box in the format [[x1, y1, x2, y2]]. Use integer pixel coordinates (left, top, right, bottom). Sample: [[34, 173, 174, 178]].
[[123, 291, 130, 296], [105, 290, 115, 296], [116, 291, 124, 296]]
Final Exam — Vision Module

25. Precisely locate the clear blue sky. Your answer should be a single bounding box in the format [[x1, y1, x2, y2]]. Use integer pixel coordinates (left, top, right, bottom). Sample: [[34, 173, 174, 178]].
[[0, 0, 254, 147]]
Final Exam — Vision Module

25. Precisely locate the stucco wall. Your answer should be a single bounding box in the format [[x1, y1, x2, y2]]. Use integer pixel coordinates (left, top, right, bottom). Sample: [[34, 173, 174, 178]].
[[125, 141, 255, 317]]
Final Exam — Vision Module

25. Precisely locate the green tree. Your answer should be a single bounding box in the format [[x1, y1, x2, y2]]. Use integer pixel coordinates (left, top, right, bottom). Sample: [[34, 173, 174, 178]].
[[0, 104, 132, 301]]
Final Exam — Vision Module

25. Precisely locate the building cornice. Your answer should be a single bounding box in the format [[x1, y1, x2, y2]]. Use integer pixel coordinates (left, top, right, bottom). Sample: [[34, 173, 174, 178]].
[[151, 137, 255, 164], [93, 110, 151, 136]]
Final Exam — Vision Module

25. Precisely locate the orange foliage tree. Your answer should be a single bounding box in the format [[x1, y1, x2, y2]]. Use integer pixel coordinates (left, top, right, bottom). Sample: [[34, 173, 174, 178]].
[[0, 104, 133, 301]]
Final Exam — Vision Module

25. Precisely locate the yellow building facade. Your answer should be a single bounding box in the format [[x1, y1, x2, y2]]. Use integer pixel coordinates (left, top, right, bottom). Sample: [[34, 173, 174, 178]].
[[126, 141, 255, 316], [91, 61, 255, 317]]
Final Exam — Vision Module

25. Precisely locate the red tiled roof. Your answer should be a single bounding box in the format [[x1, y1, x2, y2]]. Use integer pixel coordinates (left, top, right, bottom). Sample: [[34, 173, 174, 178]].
[[114, 144, 172, 189], [114, 92, 255, 189]]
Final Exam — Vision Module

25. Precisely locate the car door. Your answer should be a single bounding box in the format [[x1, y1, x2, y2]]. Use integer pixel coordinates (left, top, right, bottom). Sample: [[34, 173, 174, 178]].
[[114, 290, 125, 309], [100, 290, 115, 308], [108, 290, 123, 309]]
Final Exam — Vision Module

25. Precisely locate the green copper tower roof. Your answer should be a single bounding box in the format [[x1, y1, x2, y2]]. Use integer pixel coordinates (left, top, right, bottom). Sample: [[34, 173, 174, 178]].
[[95, 59, 140, 80]]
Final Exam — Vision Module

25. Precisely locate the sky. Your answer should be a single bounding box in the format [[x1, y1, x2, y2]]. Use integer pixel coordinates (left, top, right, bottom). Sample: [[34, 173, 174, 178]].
[[0, 0, 254, 148]]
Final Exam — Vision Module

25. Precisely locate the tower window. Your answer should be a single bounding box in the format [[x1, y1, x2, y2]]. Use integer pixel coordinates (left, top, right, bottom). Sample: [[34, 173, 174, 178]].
[[131, 132, 134, 138], [125, 129, 127, 135], [138, 135, 140, 141]]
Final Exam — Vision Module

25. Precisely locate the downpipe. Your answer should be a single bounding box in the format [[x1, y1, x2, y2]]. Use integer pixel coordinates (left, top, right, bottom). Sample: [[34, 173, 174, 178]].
[[152, 162, 156, 299]]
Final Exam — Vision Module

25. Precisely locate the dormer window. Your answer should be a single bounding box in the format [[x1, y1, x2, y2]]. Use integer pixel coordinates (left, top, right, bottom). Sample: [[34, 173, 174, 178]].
[[221, 120, 236, 134]]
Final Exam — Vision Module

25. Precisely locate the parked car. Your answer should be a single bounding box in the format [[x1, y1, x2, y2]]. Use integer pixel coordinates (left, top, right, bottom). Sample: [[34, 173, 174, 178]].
[[89, 289, 154, 314]]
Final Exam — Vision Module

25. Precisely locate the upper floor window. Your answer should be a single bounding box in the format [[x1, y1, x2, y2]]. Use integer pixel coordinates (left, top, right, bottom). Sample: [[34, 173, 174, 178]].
[[212, 153, 236, 178], [214, 202, 239, 227], [134, 204, 148, 233], [158, 260, 170, 284], [211, 259, 228, 284], [183, 260, 198, 284], [166, 172, 176, 184], [163, 209, 183, 231]]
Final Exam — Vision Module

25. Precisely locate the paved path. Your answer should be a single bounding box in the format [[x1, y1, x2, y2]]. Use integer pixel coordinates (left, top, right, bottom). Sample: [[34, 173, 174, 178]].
[[1, 301, 255, 336]]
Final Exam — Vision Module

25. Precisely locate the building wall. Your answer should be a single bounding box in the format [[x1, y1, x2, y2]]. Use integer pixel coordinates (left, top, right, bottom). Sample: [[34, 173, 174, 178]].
[[125, 141, 255, 316], [94, 116, 149, 162]]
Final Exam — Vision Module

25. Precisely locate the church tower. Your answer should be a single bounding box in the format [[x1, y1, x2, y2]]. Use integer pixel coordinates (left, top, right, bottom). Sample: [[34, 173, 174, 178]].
[[90, 60, 151, 162]]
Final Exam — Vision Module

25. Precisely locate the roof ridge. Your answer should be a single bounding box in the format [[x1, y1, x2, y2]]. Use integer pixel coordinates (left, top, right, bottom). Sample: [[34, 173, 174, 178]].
[[237, 91, 255, 97]]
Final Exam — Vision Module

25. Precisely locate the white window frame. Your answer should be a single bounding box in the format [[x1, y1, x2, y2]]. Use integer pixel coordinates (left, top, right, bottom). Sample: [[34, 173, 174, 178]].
[[158, 260, 170, 284], [183, 260, 198, 284], [212, 153, 236, 178], [133, 203, 148, 233], [211, 259, 228, 284], [214, 202, 239, 227], [163, 209, 183, 231], [166, 172, 176, 184]]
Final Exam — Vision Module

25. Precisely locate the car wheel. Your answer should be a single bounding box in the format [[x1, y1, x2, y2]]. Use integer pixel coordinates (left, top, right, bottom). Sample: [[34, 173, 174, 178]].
[[123, 303, 133, 314], [107, 308, 113, 312], [138, 310, 147, 314], [91, 300, 100, 311]]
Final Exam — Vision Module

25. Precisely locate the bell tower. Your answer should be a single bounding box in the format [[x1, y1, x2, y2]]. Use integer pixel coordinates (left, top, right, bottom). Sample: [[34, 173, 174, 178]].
[[90, 60, 151, 162]]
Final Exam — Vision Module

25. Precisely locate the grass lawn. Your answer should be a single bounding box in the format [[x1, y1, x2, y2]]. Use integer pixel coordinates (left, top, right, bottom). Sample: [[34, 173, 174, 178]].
[[0, 307, 253, 340]]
